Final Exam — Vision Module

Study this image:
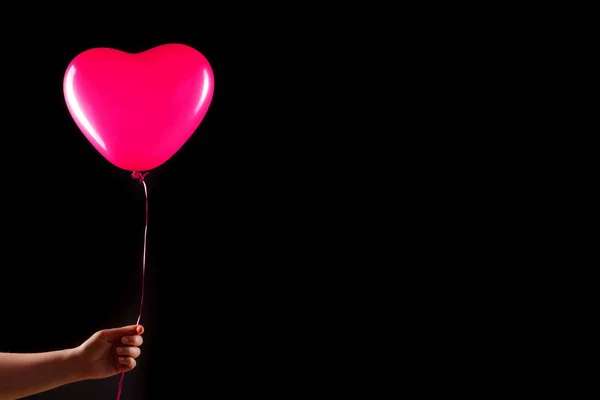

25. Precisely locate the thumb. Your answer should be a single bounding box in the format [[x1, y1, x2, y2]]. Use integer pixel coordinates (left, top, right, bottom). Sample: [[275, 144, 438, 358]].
[[98, 325, 144, 341]]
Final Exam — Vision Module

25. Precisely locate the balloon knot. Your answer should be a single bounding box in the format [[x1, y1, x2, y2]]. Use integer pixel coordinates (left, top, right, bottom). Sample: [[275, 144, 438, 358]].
[[131, 171, 149, 183]]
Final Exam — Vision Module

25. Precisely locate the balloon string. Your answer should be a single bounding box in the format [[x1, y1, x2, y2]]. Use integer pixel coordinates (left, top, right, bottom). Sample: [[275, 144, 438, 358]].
[[116, 171, 149, 400]]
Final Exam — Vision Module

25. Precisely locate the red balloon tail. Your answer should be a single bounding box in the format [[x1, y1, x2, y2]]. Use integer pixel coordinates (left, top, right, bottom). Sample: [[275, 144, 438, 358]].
[[117, 171, 149, 399], [116, 368, 125, 399]]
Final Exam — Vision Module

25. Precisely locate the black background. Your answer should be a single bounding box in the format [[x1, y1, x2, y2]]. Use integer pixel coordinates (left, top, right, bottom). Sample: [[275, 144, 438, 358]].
[[0, 25, 244, 399]]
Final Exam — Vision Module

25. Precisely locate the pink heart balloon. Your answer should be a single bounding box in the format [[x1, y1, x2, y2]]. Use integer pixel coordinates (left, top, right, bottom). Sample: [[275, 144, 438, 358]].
[[63, 43, 214, 172]]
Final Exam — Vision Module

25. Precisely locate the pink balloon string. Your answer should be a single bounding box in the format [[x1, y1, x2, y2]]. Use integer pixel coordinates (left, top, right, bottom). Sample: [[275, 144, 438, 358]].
[[116, 171, 149, 400]]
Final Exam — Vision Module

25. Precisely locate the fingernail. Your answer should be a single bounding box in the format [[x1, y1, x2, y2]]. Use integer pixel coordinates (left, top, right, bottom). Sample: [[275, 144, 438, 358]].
[[118, 357, 125, 362], [122, 338, 129, 344], [116, 347, 124, 354]]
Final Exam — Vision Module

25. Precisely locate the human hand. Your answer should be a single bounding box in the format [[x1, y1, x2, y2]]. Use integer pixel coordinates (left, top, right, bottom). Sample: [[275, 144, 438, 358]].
[[74, 325, 144, 380]]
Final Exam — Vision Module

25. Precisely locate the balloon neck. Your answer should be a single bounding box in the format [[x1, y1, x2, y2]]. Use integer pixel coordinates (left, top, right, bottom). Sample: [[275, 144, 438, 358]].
[[131, 171, 149, 183]]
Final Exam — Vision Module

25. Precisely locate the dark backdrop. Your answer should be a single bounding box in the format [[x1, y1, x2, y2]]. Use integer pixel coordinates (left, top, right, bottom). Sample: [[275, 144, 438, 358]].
[[0, 26, 240, 399]]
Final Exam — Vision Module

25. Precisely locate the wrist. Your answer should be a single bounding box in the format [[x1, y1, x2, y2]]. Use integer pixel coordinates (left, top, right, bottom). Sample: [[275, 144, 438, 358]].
[[61, 347, 87, 382]]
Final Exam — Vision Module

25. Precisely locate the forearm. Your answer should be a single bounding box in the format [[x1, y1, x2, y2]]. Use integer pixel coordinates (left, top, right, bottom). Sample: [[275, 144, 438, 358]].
[[0, 349, 84, 400]]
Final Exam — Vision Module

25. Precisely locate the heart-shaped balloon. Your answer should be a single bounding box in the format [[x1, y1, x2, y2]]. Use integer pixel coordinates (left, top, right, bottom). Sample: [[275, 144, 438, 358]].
[[63, 43, 214, 172]]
